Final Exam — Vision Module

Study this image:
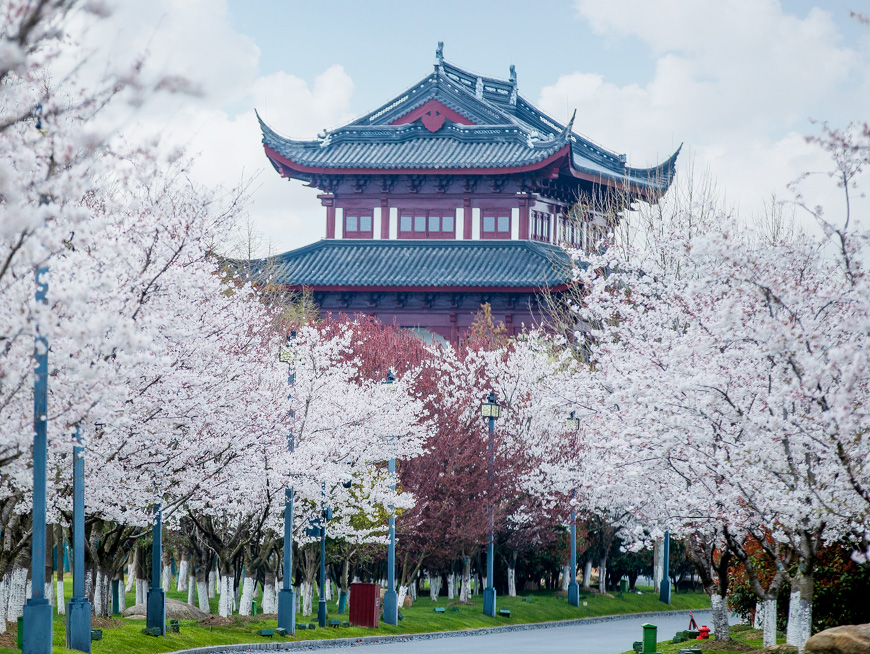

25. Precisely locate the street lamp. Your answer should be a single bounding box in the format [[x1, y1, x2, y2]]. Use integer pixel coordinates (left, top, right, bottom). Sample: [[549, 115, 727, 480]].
[[278, 332, 297, 635], [22, 265, 52, 654], [146, 496, 166, 636], [566, 411, 580, 608], [480, 392, 501, 618], [318, 490, 331, 627], [382, 370, 398, 626], [66, 426, 91, 653]]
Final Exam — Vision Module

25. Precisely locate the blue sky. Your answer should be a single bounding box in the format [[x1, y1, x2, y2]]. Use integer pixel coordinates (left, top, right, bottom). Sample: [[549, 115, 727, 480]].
[[91, 0, 870, 254]]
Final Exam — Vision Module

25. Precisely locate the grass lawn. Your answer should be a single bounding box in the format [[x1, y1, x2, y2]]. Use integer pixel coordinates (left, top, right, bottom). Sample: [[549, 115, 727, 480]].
[[619, 623, 791, 654], [1, 583, 710, 654]]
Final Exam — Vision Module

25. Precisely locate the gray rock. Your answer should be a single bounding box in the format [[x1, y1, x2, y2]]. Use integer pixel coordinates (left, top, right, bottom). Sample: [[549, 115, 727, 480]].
[[122, 597, 209, 620]]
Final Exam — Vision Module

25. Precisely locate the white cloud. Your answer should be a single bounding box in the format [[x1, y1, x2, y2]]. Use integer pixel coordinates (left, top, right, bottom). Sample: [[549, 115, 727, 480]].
[[72, 1, 356, 255], [543, 0, 870, 231]]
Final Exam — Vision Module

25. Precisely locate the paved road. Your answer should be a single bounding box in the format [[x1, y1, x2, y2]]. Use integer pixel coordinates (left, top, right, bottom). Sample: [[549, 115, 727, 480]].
[[327, 610, 732, 654]]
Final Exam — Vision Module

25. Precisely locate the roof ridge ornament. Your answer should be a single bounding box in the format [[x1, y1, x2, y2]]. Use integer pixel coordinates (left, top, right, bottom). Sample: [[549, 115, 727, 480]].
[[560, 109, 577, 140], [435, 41, 444, 72], [475, 76, 483, 99], [509, 64, 517, 107]]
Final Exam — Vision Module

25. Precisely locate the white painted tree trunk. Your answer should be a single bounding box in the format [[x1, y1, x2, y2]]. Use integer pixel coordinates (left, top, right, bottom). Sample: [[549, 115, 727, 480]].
[[262, 582, 276, 614], [177, 561, 189, 592], [398, 585, 408, 608], [125, 558, 135, 593], [135, 578, 144, 605], [653, 537, 663, 593], [45, 582, 53, 607], [472, 573, 480, 595], [754, 600, 764, 628], [197, 580, 210, 614], [583, 560, 592, 589], [9, 567, 28, 619], [218, 575, 234, 618], [561, 564, 570, 591], [507, 565, 516, 597], [409, 577, 417, 601], [710, 594, 730, 641], [162, 565, 172, 593], [118, 583, 126, 613], [0, 576, 8, 634], [460, 560, 471, 602], [294, 585, 301, 614], [238, 576, 255, 616], [599, 556, 607, 593], [208, 570, 216, 598], [797, 598, 812, 653], [787, 590, 801, 645], [301, 581, 313, 616], [187, 574, 195, 605], [25, 579, 32, 601], [325, 578, 333, 601], [428, 573, 441, 601], [94, 571, 105, 617], [763, 598, 777, 648], [446, 572, 455, 599], [56, 579, 65, 615]]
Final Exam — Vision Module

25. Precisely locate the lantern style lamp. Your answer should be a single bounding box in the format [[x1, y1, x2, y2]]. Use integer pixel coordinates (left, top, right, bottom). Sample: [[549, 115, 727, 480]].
[[567, 410, 580, 431], [481, 391, 500, 618], [480, 392, 501, 419], [382, 369, 399, 625]]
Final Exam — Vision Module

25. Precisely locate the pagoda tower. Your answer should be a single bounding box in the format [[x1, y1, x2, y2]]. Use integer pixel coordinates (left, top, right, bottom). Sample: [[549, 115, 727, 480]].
[[258, 44, 680, 343]]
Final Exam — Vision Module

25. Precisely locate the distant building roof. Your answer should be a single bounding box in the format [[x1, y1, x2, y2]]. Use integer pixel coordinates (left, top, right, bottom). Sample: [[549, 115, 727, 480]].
[[258, 240, 573, 290], [258, 46, 681, 198]]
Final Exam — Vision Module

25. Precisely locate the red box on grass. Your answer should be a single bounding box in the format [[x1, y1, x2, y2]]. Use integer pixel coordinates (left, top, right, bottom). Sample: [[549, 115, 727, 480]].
[[349, 582, 380, 628]]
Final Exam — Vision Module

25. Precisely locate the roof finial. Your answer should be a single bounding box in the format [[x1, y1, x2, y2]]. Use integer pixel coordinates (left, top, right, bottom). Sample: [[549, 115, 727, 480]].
[[475, 76, 483, 99], [436, 41, 444, 65], [509, 64, 518, 106], [509, 64, 516, 85], [559, 109, 576, 141]]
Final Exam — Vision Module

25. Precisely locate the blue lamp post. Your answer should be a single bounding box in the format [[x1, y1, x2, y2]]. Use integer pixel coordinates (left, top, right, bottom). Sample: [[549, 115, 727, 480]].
[[480, 392, 501, 618], [22, 265, 52, 654], [146, 500, 166, 635], [278, 333, 297, 634], [382, 370, 398, 626], [659, 529, 671, 604], [317, 491, 330, 628], [66, 426, 92, 652], [566, 411, 581, 608]]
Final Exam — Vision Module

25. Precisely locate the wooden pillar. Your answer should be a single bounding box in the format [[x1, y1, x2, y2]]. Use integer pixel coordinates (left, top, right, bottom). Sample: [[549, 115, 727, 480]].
[[450, 313, 458, 345], [463, 198, 472, 240], [518, 194, 531, 241], [320, 194, 336, 239], [381, 197, 390, 239]]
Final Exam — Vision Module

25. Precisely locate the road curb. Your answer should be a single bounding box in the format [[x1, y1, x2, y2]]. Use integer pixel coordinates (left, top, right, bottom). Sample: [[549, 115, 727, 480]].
[[168, 608, 714, 654]]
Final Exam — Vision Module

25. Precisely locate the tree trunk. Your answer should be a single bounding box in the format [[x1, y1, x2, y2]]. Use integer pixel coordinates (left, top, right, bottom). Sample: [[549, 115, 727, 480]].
[[195, 566, 210, 614], [428, 571, 441, 601], [460, 559, 471, 602], [599, 555, 607, 593], [126, 549, 136, 592], [262, 571, 276, 614], [398, 585, 408, 608], [187, 572, 195, 605], [238, 575, 255, 616], [218, 564, 234, 618], [301, 581, 313, 616], [583, 560, 592, 589], [561, 564, 570, 591], [56, 578, 65, 614], [208, 569, 216, 598], [787, 586, 801, 646], [0, 575, 7, 634], [177, 554, 189, 593], [446, 571, 455, 599], [762, 598, 777, 648], [117, 575, 126, 613], [653, 537, 663, 593]]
